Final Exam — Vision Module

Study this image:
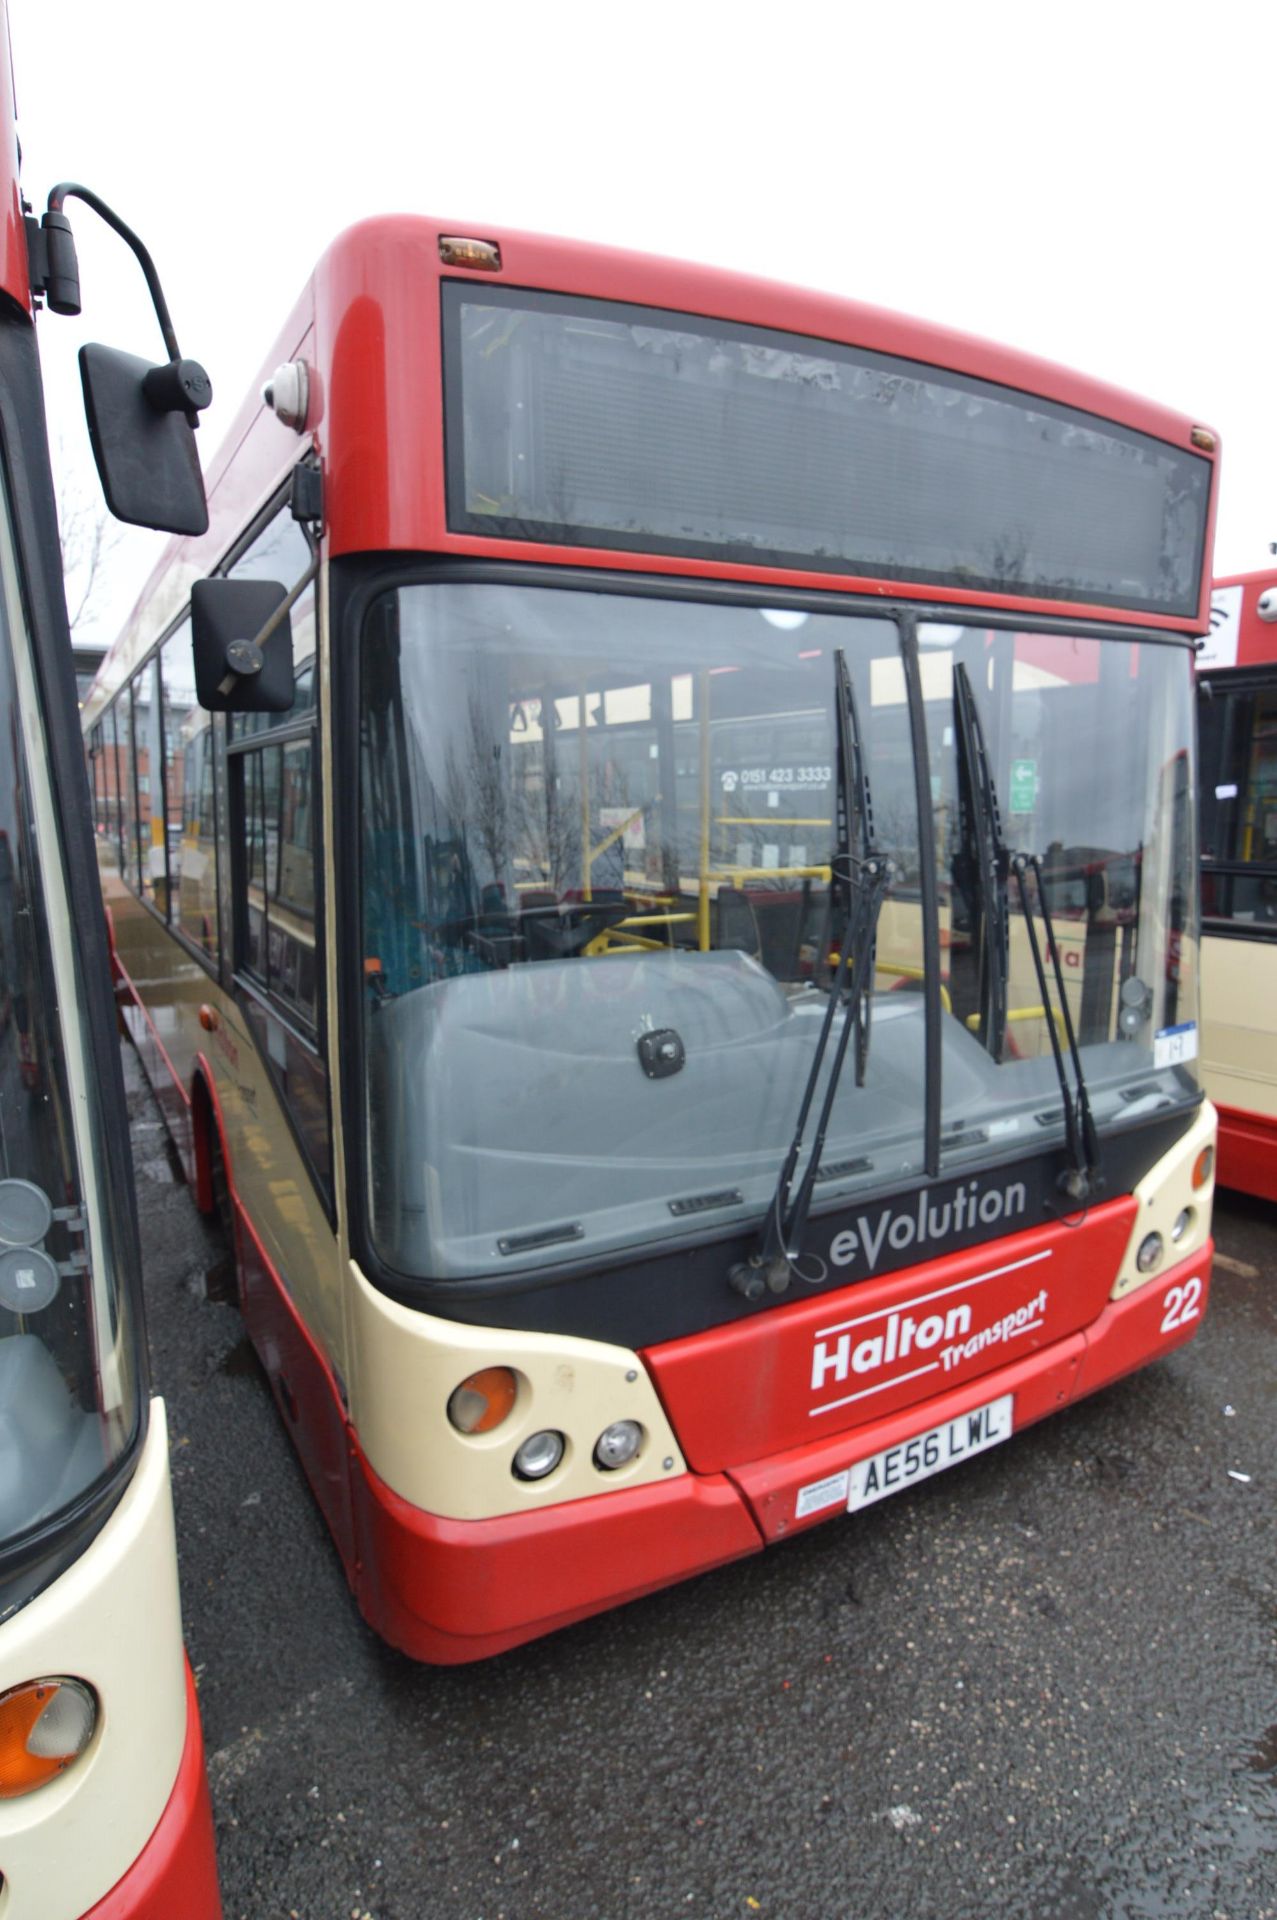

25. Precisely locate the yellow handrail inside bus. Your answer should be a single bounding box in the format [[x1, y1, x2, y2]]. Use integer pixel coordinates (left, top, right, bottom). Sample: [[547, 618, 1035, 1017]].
[[970, 1003, 1068, 1043], [582, 912, 696, 957], [873, 961, 953, 1014], [587, 806, 646, 870]]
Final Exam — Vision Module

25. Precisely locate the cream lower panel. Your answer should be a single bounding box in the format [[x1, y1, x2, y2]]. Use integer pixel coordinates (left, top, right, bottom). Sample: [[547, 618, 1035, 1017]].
[[199, 987, 347, 1384], [110, 884, 348, 1385], [347, 1263, 687, 1521], [0, 1407, 188, 1920], [1111, 1102, 1216, 1301], [1200, 935, 1277, 1122]]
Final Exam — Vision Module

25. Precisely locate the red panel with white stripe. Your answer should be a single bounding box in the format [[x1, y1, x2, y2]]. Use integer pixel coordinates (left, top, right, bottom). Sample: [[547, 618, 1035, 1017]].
[[642, 1195, 1138, 1474]]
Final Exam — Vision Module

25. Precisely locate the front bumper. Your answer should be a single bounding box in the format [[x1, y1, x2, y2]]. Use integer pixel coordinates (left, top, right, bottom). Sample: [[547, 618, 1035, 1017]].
[[347, 1242, 1212, 1662]]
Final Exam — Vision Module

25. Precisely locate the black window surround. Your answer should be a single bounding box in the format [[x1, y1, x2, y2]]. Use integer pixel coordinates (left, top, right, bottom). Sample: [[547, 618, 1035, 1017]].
[[442, 283, 1212, 620], [1197, 664, 1277, 941]]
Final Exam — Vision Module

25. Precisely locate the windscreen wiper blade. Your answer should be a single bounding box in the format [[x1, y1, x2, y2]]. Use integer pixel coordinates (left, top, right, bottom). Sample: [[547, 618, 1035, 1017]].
[[953, 664, 1010, 1057], [1011, 851, 1103, 1202], [953, 665, 1101, 1203], [729, 650, 893, 1302]]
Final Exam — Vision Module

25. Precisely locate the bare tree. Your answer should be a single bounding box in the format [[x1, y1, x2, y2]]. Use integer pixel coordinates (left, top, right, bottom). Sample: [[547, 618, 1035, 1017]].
[[55, 451, 122, 639]]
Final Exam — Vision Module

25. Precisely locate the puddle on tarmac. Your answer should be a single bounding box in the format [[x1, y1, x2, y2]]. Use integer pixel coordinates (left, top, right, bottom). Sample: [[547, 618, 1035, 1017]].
[[203, 1256, 238, 1304], [217, 1336, 259, 1380]]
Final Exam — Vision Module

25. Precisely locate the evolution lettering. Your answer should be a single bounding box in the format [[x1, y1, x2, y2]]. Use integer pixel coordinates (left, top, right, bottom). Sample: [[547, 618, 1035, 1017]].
[[825, 1178, 1028, 1276]]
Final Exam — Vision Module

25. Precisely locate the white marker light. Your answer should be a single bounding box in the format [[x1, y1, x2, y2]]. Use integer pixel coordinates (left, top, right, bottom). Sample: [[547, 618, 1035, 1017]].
[[594, 1420, 643, 1471]]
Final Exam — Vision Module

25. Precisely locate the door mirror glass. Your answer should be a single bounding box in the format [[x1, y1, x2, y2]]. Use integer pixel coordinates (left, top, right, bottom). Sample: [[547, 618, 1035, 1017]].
[[191, 578, 295, 713], [79, 343, 209, 536]]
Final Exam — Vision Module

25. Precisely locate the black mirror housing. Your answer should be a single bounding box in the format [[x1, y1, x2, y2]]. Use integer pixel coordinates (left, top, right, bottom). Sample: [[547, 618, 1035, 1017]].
[[79, 343, 208, 535], [191, 578, 295, 713]]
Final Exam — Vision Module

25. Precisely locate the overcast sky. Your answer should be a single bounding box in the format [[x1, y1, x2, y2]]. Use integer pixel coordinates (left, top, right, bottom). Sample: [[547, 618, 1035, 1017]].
[[10, 0, 1275, 649]]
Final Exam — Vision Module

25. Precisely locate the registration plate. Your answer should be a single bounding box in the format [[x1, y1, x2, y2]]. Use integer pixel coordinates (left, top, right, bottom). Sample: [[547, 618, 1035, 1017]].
[[848, 1394, 1013, 1512], [794, 1394, 1014, 1521]]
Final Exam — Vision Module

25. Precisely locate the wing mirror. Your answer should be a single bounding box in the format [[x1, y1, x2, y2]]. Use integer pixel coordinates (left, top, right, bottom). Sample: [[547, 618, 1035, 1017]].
[[191, 579, 295, 713], [79, 345, 210, 536], [27, 185, 212, 536]]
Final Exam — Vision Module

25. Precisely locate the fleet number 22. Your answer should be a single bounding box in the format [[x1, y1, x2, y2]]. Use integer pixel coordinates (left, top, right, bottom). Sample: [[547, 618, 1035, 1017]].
[[1160, 1276, 1203, 1334]]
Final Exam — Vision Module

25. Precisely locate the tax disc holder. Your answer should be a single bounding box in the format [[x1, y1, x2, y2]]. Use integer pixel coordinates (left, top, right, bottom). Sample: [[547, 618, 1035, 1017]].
[[0, 1245, 60, 1313], [0, 1178, 58, 1312]]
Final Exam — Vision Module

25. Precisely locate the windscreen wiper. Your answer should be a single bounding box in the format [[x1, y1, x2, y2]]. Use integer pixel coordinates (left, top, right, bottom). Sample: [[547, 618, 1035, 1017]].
[[1010, 852, 1103, 1202], [729, 650, 893, 1302], [953, 665, 1101, 1203], [953, 664, 1010, 1057]]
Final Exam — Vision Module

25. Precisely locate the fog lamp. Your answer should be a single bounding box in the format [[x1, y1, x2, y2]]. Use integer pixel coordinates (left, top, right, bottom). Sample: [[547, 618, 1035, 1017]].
[[1171, 1208, 1193, 1244], [0, 1678, 96, 1799], [447, 1366, 518, 1435], [1136, 1231, 1164, 1273], [594, 1420, 643, 1471], [513, 1430, 564, 1480]]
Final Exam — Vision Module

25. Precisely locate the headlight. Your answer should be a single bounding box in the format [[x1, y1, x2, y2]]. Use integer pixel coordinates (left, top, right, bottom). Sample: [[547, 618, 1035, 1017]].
[[594, 1420, 643, 1471], [1136, 1232, 1164, 1273], [513, 1430, 565, 1481], [1171, 1208, 1193, 1244]]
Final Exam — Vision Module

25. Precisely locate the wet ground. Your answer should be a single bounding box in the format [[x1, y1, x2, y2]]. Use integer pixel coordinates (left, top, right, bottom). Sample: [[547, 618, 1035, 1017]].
[[123, 1048, 1277, 1920]]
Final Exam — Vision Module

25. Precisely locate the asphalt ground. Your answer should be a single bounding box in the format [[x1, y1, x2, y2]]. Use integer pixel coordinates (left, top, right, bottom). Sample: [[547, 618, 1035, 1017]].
[[123, 1047, 1277, 1920]]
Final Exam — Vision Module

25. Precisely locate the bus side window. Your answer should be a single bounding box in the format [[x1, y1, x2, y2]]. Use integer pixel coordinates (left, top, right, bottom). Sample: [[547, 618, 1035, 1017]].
[[135, 656, 164, 908], [101, 702, 123, 876], [160, 620, 220, 962], [225, 501, 316, 742], [116, 688, 139, 889], [1198, 679, 1277, 927], [230, 726, 330, 1198]]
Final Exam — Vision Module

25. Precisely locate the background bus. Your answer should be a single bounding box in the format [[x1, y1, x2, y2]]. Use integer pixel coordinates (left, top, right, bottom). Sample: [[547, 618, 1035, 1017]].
[[1197, 569, 1277, 1201], [86, 217, 1218, 1664], [0, 11, 221, 1914]]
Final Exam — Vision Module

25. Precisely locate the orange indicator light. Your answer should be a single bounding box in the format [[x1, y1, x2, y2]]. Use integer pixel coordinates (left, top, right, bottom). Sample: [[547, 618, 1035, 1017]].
[[1192, 1145, 1214, 1189], [0, 1679, 96, 1799], [1190, 426, 1216, 452], [448, 1365, 518, 1434], [439, 236, 502, 272]]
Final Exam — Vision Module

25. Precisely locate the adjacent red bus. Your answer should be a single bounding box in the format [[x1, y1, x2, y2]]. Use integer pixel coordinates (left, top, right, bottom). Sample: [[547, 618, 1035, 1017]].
[[1197, 569, 1277, 1200], [0, 11, 220, 1914], [86, 216, 1219, 1663]]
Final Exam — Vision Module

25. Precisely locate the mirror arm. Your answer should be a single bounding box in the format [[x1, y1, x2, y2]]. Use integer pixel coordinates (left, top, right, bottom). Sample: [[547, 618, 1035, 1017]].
[[44, 183, 210, 427], [217, 555, 320, 699], [47, 182, 178, 358]]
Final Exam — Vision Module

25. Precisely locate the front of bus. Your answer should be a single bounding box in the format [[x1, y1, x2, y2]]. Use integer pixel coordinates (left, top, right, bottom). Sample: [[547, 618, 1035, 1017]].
[[317, 224, 1219, 1661], [0, 128, 220, 1920]]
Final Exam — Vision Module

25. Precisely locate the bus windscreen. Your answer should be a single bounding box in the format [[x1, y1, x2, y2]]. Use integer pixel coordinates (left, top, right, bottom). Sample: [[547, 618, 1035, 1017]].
[[443, 285, 1210, 618]]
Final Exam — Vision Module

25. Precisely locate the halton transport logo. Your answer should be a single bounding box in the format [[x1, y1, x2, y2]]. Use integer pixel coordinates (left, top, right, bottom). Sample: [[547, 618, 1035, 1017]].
[[808, 1248, 1053, 1413]]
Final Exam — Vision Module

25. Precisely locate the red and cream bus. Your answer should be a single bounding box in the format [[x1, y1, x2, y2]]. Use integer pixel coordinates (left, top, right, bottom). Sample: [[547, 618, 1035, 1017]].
[[1197, 570, 1277, 1200], [85, 217, 1219, 1664], [0, 10, 221, 1914]]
